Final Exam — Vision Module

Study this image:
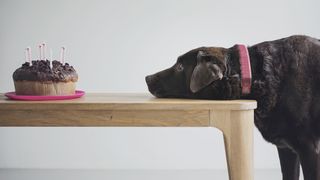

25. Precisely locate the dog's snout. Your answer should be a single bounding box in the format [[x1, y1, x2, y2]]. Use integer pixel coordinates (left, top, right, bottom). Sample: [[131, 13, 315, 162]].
[[145, 75, 154, 85]]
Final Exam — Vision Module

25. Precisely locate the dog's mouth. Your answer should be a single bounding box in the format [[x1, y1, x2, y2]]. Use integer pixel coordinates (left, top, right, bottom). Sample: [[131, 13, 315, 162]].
[[146, 82, 173, 98], [146, 75, 165, 98], [147, 85, 189, 99], [147, 84, 167, 98], [145, 75, 189, 98], [152, 91, 166, 98]]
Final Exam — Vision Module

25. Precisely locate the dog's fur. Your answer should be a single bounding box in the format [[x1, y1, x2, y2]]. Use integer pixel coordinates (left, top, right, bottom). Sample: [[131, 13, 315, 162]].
[[146, 35, 320, 180]]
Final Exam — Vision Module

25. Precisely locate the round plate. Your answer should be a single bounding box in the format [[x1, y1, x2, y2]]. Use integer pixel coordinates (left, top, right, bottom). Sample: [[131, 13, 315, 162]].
[[5, 90, 85, 101]]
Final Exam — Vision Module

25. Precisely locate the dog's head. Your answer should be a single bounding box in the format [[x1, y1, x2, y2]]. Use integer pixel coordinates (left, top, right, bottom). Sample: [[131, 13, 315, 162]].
[[146, 46, 242, 99]]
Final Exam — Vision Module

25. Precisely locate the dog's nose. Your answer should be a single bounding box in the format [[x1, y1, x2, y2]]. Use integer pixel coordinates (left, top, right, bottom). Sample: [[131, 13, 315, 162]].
[[145, 75, 154, 85]]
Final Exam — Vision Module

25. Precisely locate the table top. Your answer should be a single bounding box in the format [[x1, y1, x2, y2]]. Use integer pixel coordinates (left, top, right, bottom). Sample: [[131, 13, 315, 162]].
[[0, 93, 257, 110], [0, 93, 256, 126]]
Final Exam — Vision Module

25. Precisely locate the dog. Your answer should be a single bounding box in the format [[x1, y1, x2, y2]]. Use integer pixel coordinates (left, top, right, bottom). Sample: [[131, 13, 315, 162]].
[[145, 35, 320, 180]]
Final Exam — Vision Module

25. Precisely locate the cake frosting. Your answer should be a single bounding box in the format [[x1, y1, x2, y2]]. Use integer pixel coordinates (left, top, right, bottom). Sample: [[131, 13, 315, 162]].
[[13, 60, 78, 82]]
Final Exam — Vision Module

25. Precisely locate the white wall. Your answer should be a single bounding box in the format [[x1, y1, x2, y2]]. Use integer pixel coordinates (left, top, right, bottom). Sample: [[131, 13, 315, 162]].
[[0, 0, 319, 170]]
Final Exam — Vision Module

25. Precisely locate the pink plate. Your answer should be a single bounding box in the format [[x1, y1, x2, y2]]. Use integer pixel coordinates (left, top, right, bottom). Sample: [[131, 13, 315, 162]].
[[5, 90, 85, 101]]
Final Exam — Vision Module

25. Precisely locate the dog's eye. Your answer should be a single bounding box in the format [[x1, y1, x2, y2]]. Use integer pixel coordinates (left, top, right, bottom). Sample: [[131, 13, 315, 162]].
[[176, 63, 184, 72]]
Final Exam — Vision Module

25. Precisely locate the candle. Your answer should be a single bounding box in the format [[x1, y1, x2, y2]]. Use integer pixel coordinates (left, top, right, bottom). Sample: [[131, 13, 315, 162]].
[[60, 47, 65, 64], [39, 45, 42, 60], [25, 48, 28, 62], [50, 48, 53, 68], [26, 47, 31, 63], [50, 48, 53, 62], [28, 47, 32, 63], [42, 43, 46, 60]]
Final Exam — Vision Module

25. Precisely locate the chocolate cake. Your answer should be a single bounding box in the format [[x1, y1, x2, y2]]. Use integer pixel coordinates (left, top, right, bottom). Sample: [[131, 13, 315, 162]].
[[13, 60, 78, 95]]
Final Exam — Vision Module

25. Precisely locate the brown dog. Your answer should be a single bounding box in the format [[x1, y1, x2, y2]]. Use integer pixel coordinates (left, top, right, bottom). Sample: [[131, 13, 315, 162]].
[[146, 35, 320, 180]]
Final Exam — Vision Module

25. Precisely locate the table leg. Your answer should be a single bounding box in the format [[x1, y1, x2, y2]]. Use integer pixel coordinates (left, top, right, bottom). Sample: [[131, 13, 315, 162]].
[[210, 110, 254, 180]]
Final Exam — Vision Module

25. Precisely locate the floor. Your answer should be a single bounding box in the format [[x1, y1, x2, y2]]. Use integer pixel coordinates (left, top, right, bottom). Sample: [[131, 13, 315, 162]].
[[0, 169, 295, 180]]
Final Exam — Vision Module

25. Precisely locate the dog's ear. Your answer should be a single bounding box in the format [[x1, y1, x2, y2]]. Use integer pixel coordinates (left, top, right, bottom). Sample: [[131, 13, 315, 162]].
[[190, 51, 223, 93]]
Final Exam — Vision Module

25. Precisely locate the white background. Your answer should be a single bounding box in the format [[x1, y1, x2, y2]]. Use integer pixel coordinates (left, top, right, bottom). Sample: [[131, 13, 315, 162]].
[[0, 0, 320, 170]]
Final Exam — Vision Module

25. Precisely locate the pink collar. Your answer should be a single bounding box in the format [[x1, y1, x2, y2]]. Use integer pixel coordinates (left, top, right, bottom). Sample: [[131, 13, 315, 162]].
[[237, 44, 252, 95]]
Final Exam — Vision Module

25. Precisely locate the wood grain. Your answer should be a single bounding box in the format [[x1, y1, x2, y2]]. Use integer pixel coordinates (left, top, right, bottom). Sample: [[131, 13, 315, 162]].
[[0, 110, 209, 127], [210, 110, 254, 180]]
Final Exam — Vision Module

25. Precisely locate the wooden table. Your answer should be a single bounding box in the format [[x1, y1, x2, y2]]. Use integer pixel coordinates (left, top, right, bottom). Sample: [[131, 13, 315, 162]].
[[0, 93, 257, 180]]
